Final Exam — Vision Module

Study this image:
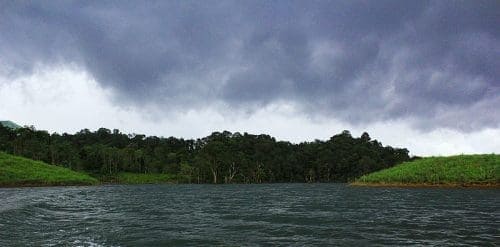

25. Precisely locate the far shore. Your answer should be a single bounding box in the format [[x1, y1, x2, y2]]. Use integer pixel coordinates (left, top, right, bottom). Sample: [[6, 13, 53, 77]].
[[350, 182, 500, 189], [0, 179, 179, 188], [0, 182, 97, 188], [2, 181, 500, 189]]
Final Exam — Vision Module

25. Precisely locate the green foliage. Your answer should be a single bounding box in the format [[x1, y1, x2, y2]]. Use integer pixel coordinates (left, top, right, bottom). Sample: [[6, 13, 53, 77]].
[[356, 154, 500, 185], [113, 172, 182, 184], [0, 124, 411, 184], [0, 152, 98, 186]]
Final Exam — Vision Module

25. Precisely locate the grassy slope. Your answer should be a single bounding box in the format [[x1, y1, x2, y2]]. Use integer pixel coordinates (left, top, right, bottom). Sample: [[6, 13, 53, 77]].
[[354, 154, 500, 187], [0, 152, 98, 187]]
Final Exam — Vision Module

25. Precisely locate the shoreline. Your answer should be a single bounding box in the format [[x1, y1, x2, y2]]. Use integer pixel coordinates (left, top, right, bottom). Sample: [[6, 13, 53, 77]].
[[2, 181, 499, 189], [350, 182, 500, 189], [0, 180, 176, 188], [0, 182, 98, 188]]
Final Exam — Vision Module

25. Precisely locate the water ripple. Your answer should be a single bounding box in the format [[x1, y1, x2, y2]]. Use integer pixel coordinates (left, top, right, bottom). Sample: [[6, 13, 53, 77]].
[[0, 184, 498, 246]]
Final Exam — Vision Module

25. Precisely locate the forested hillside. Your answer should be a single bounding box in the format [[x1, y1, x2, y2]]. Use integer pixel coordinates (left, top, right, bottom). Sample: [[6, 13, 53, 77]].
[[0, 125, 410, 183]]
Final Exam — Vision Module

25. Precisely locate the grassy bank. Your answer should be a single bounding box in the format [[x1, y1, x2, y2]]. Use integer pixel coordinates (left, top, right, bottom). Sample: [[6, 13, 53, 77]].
[[0, 152, 98, 187], [0, 151, 184, 186], [100, 172, 186, 184], [353, 154, 499, 187]]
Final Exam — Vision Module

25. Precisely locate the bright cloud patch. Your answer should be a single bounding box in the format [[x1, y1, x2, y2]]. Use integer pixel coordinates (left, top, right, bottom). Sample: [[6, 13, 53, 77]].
[[1, 66, 498, 156]]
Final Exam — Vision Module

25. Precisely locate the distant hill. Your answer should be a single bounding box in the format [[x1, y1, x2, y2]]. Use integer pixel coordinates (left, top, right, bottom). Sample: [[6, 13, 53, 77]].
[[0, 120, 22, 130]]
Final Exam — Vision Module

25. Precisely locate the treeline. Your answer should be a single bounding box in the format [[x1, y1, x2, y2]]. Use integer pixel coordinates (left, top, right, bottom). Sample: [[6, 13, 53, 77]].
[[0, 125, 410, 183]]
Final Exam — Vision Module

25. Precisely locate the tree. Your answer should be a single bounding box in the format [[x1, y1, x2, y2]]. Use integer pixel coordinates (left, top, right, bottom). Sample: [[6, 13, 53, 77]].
[[0, 125, 411, 183]]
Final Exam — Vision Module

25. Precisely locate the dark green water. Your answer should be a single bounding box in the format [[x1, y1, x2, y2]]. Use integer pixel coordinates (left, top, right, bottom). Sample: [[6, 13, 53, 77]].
[[0, 184, 498, 246]]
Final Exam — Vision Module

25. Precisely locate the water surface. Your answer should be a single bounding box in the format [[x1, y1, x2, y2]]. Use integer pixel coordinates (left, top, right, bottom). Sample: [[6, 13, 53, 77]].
[[0, 184, 498, 246]]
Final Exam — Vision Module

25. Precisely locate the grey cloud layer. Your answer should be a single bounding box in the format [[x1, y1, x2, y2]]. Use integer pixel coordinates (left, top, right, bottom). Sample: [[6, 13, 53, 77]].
[[1, 0, 498, 130]]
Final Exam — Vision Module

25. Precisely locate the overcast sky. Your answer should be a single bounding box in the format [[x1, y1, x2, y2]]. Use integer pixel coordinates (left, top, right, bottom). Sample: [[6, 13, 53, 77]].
[[1, 1, 499, 156]]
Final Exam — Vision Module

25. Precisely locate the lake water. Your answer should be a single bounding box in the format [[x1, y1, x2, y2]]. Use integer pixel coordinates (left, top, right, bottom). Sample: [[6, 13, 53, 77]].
[[0, 184, 498, 246]]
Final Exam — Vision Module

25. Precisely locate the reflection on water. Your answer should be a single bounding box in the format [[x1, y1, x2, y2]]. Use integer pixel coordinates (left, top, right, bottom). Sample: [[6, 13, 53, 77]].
[[0, 184, 498, 246]]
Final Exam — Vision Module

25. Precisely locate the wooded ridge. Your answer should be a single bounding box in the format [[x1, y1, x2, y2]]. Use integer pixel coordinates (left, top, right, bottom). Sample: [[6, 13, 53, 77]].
[[0, 124, 410, 183]]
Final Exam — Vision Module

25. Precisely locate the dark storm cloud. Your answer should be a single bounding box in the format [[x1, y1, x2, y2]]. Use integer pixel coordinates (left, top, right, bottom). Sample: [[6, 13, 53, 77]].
[[1, 0, 498, 130]]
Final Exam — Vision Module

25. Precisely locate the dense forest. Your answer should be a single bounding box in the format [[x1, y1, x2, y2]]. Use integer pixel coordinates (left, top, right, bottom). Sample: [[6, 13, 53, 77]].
[[0, 124, 410, 183]]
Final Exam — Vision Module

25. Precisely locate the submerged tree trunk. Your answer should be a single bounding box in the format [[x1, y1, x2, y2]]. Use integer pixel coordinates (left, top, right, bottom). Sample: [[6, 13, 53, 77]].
[[210, 160, 218, 184], [212, 169, 218, 184], [225, 162, 237, 183]]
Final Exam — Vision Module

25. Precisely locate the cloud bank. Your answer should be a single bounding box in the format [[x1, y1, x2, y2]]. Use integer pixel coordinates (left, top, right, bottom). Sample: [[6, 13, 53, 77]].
[[2, 66, 500, 156], [1, 0, 498, 132]]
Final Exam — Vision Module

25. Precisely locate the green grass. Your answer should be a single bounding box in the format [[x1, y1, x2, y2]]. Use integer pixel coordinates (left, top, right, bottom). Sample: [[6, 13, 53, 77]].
[[0, 152, 98, 187], [355, 154, 500, 186], [111, 172, 185, 184]]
